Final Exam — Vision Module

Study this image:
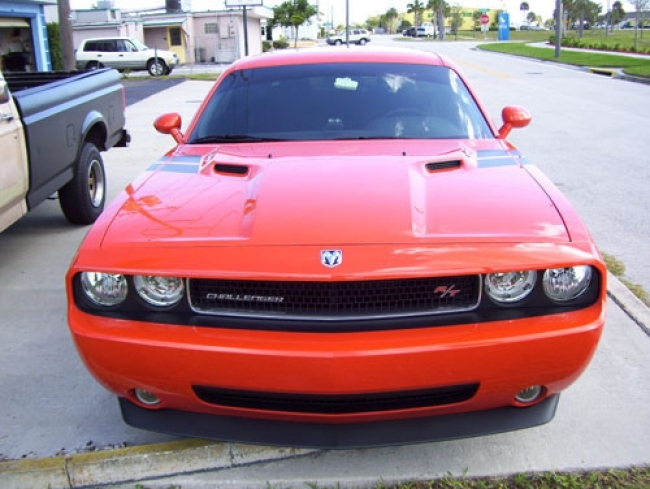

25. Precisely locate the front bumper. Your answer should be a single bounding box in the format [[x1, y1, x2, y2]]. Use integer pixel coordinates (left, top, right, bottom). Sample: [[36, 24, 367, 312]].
[[120, 394, 560, 449], [69, 300, 603, 447]]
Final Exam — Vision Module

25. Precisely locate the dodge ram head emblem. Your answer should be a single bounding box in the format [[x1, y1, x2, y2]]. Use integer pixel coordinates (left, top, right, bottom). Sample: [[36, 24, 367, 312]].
[[321, 250, 343, 268]]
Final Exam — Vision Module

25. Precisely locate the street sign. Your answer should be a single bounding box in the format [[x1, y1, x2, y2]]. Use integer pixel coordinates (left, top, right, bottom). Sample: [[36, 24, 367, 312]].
[[480, 14, 490, 25]]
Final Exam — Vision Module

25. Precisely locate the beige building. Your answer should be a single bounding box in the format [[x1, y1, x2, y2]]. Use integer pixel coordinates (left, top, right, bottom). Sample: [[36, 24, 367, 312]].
[[71, 6, 272, 65]]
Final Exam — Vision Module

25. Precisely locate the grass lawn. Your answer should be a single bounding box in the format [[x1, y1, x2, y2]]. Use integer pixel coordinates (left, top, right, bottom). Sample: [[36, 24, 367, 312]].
[[477, 40, 650, 78], [380, 467, 650, 488]]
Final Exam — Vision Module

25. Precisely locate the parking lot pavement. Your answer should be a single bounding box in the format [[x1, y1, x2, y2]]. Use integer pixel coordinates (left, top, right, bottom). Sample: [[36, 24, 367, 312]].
[[1, 80, 649, 489]]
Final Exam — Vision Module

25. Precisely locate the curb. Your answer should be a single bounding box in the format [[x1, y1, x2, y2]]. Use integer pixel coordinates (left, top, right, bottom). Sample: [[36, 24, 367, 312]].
[[607, 272, 650, 337], [0, 439, 317, 489]]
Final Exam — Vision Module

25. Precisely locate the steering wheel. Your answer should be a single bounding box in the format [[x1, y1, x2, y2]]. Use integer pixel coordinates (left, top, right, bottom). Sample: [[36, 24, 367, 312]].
[[382, 107, 428, 119]]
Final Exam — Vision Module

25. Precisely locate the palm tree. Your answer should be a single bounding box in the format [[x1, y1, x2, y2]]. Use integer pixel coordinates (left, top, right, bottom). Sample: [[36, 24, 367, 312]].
[[427, 0, 450, 39], [407, 0, 425, 28], [272, 0, 318, 48], [386, 7, 399, 34]]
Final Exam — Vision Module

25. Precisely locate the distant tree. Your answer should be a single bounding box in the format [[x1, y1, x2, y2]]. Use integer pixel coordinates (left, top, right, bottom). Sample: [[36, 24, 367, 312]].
[[272, 0, 318, 48], [386, 7, 399, 34], [366, 15, 380, 31], [472, 10, 483, 30], [519, 2, 530, 11], [610, 0, 625, 24], [632, 0, 650, 42], [527, 11, 537, 23], [449, 4, 463, 37], [407, 0, 426, 28], [427, 0, 450, 39]]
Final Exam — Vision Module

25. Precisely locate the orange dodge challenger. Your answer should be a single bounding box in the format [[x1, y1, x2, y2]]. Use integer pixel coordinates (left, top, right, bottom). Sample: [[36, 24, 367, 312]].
[[67, 47, 606, 448]]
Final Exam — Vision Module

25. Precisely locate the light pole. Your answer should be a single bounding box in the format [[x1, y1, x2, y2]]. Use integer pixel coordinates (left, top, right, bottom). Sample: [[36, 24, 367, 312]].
[[345, 0, 349, 45], [555, 0, 562, 58]]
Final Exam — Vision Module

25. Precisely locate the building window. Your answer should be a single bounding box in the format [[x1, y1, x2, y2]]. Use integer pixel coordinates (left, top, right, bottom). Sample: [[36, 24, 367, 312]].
[[204, 22, 219, 34], [169, 27, 182, 46]]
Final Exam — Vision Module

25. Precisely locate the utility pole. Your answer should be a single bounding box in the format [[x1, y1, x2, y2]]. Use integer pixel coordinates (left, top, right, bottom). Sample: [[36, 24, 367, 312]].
[[345, 0, 349, 45], [58, 0, 75, 71], [554, 0, 562, 58]]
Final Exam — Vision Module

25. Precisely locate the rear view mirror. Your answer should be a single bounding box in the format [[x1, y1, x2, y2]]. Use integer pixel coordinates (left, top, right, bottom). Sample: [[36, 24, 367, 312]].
[[498, 106, 532, 139]]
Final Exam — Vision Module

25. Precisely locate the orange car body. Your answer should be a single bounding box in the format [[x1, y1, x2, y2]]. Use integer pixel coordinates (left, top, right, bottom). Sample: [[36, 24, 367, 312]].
[[67, 47, 605, 448]]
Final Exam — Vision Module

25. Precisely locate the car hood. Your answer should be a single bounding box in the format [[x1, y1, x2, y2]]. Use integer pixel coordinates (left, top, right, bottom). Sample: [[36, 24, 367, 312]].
[[101, 141, 569, 248]]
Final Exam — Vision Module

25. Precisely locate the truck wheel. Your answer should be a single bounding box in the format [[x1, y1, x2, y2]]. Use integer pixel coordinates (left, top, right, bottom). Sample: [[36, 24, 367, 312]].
[[59, 142, 106, 225], [359, 38, 367, 45], [147, 58, 167, 76], [86, 61, 103, 70]]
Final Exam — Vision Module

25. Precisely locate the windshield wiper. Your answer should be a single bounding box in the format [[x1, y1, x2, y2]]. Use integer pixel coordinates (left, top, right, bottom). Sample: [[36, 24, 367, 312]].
[[191, 134, 286, 144]]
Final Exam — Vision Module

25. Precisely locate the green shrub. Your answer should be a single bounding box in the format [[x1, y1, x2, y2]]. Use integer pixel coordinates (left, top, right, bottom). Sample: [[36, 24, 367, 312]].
[[272, 39, 289, 49], [262, 40, 272, 52], [46, 22, 64, 71]]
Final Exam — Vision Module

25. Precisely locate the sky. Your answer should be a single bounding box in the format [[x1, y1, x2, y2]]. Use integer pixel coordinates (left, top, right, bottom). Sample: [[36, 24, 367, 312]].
[[68, 0, 559, 26]]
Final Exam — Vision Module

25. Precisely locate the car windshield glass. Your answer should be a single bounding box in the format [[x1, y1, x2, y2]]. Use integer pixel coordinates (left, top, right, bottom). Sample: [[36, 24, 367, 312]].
[[187, 62, 494, 143], [131, 39, 149, 51]]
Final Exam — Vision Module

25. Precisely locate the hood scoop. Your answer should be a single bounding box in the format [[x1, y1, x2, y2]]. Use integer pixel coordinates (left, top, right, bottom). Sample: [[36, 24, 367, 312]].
[[423, 148, 476, 173], [199, 148, 258, 177], [425, 160, 462, 172], [213, 163, 250, 176]]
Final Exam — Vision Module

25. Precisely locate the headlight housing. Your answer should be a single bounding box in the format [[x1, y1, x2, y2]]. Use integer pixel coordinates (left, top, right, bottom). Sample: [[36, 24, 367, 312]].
[[80, 272, 128, 306], [134, 275, 185, 307], [543, 266, 593, 302], [485, 271, 537, 304]]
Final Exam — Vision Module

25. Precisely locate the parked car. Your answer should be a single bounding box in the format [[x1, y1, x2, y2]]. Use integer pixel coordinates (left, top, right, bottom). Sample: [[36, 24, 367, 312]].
[[75, 37, 179, 76], [402, 27, 417, 36], [1, 68, 129, 233], [67, 47, 606, 449], [326, 29, 371, 45]]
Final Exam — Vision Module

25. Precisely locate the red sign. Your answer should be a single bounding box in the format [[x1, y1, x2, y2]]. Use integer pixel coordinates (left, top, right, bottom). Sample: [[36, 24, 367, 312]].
[[480, 14, 490, 25]]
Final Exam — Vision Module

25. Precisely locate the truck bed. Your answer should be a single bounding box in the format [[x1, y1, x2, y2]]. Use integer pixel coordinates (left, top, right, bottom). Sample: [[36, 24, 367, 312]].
[[6, 68, 128, 211]]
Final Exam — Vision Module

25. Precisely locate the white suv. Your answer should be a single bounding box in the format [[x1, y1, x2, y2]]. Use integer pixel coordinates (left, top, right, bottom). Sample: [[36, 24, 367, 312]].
[[326, 29, 371, 46], [75, 38, 179, 76]]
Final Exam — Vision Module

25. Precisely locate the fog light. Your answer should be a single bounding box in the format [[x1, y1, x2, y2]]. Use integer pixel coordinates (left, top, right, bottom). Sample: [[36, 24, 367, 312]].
[[515, 385, 543, 404], [134, 388, 161, 406]]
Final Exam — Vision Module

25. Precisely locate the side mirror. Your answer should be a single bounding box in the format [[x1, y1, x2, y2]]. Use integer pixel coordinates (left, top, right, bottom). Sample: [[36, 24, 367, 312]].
[[154, 112, 184, 144], [498, 106, 531, 139]]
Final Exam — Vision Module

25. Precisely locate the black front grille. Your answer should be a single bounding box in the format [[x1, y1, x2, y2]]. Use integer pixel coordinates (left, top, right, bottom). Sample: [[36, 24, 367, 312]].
[[193, 384, 480, 414], [188, 276, 480, 319]]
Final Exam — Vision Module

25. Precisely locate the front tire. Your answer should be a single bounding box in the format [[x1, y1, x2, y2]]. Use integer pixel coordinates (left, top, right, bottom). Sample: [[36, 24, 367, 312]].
[[147, 58, 167, 76], [59, 142, 106, 225]]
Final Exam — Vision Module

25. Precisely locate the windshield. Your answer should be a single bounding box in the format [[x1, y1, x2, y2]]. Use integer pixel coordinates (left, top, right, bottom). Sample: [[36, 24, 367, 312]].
[[131, 39, 150, 51], [188, 62, 494, 143]]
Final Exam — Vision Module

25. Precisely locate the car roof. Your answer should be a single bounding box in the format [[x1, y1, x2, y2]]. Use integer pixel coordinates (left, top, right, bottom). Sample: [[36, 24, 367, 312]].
[[82, 37, 134, 42], [229, 47, 450, 72]]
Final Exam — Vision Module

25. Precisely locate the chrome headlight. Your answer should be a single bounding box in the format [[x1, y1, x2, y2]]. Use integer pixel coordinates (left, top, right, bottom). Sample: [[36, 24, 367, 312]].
[[543, 266, 592, 302], [80, 272, 128, 306], [485, 271, 537, 304], [134, 275, 184, 307]]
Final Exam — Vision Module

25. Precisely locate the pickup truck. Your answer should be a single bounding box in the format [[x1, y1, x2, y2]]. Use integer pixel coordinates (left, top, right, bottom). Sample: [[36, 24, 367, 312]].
[[0, 68, 129, 233]]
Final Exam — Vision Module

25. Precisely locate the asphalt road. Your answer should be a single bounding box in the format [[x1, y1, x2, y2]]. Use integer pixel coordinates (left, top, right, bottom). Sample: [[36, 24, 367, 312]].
[[0, 38, 649, 485]]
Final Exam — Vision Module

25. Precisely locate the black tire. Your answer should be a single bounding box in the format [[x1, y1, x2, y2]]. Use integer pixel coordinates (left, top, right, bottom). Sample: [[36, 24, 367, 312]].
[[147, 58, 167, 76], [359, 38, 367, 45], [59, 142, 106, 225], [86, 61, 103, 70], [335, 39, 342, 45]]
